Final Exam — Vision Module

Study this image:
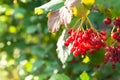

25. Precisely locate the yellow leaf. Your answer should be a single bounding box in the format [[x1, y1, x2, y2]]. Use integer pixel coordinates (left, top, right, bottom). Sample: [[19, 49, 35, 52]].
[[72, 7, 78, 17], [9, 26, 17, 34], [83, 56, 90, 63], [82, 0, 95, 5], [12, 69, 20, 80], [72, 4, 90, 18], [35, 8, 44, 15], [25, 62, 32, 72], [5, 9, 13, 16], [47, 12, 51, 18]]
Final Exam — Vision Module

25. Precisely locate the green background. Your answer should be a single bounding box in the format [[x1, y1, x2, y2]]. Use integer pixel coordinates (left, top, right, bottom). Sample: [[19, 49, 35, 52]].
[[0, 0, 120, 80]]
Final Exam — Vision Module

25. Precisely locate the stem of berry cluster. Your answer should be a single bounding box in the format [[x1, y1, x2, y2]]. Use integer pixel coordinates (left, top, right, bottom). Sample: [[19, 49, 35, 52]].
[[78, 17, 85, 31], [86, 16, 97, 32], [111, 40, 117, 47], [73, 19, 81, 29], [111, 25, 116, 34], [86, 19, 89, 29]]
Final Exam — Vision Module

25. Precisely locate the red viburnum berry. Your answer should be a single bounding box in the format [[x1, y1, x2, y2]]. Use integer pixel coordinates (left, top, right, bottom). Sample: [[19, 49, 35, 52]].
[[117, 27, 120, 33], [104, 17, 111, 25], [73, 50, 79, 56], [117, 36, 120, 42], [111, 32, 118, 39], [100, 30, 106, 35], [114, 17, 120, 27], [64, 41, 69, 46]]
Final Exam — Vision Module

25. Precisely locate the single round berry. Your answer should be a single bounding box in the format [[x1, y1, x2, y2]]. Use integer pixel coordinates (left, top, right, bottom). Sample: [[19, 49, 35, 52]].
[[64, 41, 69, 46], [111, 32, 118, 39], [82, 33, 89, 39], [105, 46, 111, 51], [117, 36, 120, 42], [73, 50, 79, 56], [113, 20, 118, 26], [90, 49, 94, 54], [117, 27, 120, 33], [114, 17, 120, 27], [68, 29, 73, 35], [102, 35, 107, 41], [104, 18, 111, 25], [100, 30, 106, 35], [87, 29, 93, 34]]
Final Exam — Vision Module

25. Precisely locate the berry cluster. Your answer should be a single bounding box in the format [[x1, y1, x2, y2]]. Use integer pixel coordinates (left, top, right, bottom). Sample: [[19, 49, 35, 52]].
[[104, 46, 120, 68], [104, 17, 120, 26], [104, 17, 120, 42], [64, 29, 107, 56], [111, 31, 120, 42], [113, 17, 120, 27], [111, 17, 120, 42]]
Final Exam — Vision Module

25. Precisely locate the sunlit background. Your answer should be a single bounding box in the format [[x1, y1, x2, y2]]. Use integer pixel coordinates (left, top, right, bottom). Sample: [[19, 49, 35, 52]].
[[1, 0, 120, 80]]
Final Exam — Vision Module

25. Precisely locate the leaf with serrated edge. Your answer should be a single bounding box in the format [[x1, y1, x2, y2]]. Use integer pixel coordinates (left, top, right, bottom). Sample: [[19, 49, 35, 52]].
[[48, 10, 61, 32], [56, 29, 72, 64], [65, 0, 81, 8], [48, 6, 72, 32]]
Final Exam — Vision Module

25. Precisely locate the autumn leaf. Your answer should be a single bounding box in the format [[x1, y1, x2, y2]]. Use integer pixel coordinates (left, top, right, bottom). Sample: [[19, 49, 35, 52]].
[[48, 10, 61, 32], [48, 0, 82, 32], [65, 0, 81, 8], [48, 6, 72, 32], [81, 0, 95, 6], [56, 29, 72, 64]]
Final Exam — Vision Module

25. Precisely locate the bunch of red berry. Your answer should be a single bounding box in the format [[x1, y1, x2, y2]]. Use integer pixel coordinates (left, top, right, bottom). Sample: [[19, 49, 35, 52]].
[[111, 31, 120, 42], [104, 17, 120, 42], [104, 17, 111, 25], [112, 17, 120, 42], [104, 17, 120, 26], [113, 17, 120, 27], [104, 46, 120, 68], [64, 29, 107, 56]]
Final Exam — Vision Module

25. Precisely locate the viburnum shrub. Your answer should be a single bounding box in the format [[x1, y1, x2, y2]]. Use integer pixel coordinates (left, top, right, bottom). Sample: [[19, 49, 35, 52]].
[[35, 0, 120, 69]]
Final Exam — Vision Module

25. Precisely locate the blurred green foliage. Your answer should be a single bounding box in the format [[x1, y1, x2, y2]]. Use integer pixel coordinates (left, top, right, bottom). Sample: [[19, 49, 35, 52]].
[[0, 0, 120, 80]]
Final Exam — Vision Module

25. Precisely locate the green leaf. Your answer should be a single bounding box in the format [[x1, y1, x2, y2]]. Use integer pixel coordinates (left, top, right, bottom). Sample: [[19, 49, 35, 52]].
[[80, 71, 90, 80], [35, 0, 64, 15], [13, 8, 26, 19], [31, 46, 44, 56], [31, 44, 53, 57], [88, 47, 105, 66], [49, 74, 70, 80], [95, 0, 120, 17], [88, 12, 105, 25], [0, 22, 7, 34], [30, 60, 43, 73], [26, 25, 37, 34]]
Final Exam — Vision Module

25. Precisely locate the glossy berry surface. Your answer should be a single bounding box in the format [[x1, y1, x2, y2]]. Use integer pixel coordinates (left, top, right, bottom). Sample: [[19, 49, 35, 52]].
[[111, 32, 118, 39], [104, 18, 111, 25], [104, 46, 120, 69], [113, 17, 120, 27], [117, 27, 120, 33], [64, 29, 107, 56]]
